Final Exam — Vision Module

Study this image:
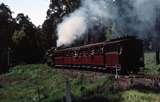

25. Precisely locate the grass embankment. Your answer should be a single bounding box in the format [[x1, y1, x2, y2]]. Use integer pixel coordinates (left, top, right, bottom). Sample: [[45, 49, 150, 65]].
[[144, 52, 160, 75], [120, 90, 160, 102], [0, 64, 109, 102], [0, 64, 160, 102]]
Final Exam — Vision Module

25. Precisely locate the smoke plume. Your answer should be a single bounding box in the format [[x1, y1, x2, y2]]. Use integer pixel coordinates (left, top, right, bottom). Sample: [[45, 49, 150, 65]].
[[57, 0, 115, 47], [56, 0, 160, 47], [116, 0, 160, 37], [133, 0, 160, 37]]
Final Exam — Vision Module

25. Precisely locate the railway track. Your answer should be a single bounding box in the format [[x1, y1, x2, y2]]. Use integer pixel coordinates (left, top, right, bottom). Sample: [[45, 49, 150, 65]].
[[54, 66, 160, 81], [52, 68, 160, 92], [121, 74, 160, 80], [114, 74, 160, 91], [55, 65, 160, 77]]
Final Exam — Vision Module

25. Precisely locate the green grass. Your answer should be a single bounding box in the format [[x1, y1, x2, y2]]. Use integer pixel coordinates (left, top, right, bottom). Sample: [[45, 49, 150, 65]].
[[0, 64, 109, 102], [144, 52, 156, 65], [144, 52, 160, 75], [0, 64, 66, 102], [121, 90, 160, 102], [100, 89, 160, 102], [0, 52, 160, 102]]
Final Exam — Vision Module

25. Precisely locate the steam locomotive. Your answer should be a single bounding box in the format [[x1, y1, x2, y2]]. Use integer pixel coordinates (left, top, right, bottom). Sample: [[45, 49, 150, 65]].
[[47, 36, 144, 74]]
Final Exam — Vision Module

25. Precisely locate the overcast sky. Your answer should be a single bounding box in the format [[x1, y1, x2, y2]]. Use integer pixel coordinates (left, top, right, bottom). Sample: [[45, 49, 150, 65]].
[[1, 0, 50, 26]]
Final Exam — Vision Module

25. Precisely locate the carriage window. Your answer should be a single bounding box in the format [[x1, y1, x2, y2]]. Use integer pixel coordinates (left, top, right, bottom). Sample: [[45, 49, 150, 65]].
[[74, 51, 78, 57], [106, 45, 114, 52], [91, 49, 95, 55], [96, 48, 100, 54], [71, 51, 74, 56], [101, 47, 104, 53], [118, 46, 123, 55]]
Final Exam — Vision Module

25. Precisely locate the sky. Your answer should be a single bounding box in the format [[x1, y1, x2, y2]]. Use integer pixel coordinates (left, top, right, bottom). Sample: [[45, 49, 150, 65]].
[[1, 0, 50, 26]]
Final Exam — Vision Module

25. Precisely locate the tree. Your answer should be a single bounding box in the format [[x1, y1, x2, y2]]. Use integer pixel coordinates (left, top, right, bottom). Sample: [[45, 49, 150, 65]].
[[155, 7, 160, 50], [0, 3, 16, 72], [0, 3, 12, 24], [105, 23, 117, 41], [12, 29, 26, 45], [42, 0, 80, 48], [12, 13, 44, 64], [0, 3, 16, 48]]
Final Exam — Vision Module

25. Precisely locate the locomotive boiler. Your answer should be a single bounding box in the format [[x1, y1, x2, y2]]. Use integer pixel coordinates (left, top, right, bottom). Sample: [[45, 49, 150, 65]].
[[47, 36, 144, 74]]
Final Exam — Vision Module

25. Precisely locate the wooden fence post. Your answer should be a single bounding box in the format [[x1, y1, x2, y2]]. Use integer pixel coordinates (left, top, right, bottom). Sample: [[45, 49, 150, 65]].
[[66, 80, 72, 102]]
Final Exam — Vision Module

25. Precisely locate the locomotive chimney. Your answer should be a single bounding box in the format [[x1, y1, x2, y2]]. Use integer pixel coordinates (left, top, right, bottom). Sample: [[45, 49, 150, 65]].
[[156, 49, 160, 65]]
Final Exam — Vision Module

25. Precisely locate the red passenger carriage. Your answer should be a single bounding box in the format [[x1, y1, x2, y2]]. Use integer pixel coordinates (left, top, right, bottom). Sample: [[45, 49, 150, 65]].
[[49, 36, 144, 74]]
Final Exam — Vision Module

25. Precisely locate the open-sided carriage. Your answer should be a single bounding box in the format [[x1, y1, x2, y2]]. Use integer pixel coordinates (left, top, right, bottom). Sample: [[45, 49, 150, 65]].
[[47, 36, 144, 74]]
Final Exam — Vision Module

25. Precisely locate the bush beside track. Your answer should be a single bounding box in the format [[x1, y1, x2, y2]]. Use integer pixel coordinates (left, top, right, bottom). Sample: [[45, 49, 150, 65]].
[[144, 52, 160, 75]]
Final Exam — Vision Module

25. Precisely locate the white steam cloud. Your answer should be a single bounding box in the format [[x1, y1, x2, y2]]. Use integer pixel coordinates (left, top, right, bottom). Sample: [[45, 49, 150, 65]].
[[133, 0, 160, 37], [57, 11, 87, 46], [57, 0, 160, 47], [57, 0, 115, 47], [116, 0, 160, 37]]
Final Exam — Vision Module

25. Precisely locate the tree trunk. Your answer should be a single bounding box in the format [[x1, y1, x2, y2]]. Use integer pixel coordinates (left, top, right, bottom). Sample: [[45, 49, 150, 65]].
[[156, 49, 160, 65]]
